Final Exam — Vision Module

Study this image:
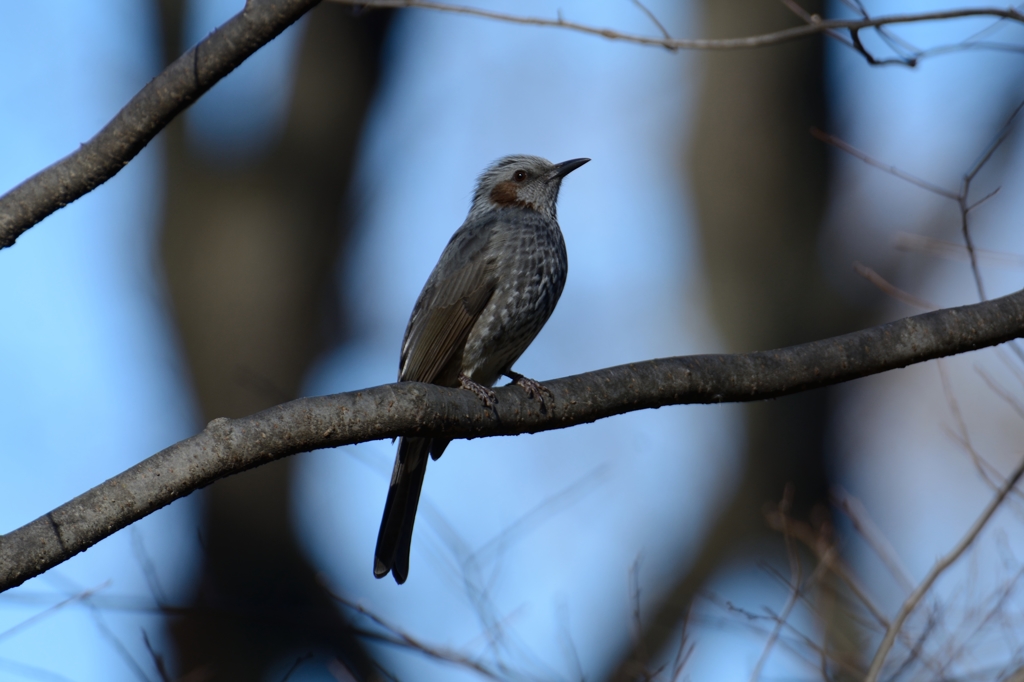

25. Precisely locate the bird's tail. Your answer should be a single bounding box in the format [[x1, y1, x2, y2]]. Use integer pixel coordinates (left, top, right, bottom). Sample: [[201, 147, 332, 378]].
[[374, 437, 430, 583]]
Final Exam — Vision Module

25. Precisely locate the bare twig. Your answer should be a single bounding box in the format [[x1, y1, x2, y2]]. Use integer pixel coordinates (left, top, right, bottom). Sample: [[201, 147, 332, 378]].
[[853, 261, 937, 310], [1, 0, 1019, 254], [750, 488, 802, 682], [832, 488, 915, 594], [325, 589, 503, 679], [894, 232, 1024, 269], [864, 455, 1024, 681], [818, 100, 1024, 303], [959, 101, 1024, 300], [630, 0, 675, 49], [976, 365, 1024, 423], [141, 630, 172, 682], [764, 509, 890, 630], [0, 582, 109, 643], [812, 128, 958, 198], [331, 0, 1024, 53], [669, 608, 696, 682], [703, 589, 855, 677], [938, 359, 1017, 496]]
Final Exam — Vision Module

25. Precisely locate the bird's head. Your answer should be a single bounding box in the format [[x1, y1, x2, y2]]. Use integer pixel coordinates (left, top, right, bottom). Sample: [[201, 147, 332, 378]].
[[470, 154, 589, 220]]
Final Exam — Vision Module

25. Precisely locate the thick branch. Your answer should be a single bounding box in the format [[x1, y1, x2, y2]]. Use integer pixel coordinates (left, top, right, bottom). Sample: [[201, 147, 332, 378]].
[[3, 288, 1024, 592], [0, 0, 320, 249]]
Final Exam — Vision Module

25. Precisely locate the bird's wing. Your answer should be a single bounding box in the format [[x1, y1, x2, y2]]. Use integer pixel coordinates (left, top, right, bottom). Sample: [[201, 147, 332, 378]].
[[399, 219, 498, 384]]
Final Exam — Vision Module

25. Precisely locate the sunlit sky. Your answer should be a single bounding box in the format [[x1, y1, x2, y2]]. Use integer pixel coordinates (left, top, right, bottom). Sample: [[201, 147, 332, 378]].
[[0, 1, 1023, 680]]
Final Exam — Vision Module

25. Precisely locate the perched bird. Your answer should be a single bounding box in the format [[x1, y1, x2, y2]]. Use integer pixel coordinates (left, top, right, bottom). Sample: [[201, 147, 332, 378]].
[[374, 154, 589, 584]]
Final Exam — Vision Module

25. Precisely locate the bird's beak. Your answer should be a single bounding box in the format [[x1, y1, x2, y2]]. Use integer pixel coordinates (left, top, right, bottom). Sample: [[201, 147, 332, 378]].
[[549, 157, 590, 180]]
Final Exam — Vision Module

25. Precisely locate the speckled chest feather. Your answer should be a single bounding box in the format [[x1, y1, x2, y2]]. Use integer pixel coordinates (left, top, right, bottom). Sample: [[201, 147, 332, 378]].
[[460, 205, 568, 385]]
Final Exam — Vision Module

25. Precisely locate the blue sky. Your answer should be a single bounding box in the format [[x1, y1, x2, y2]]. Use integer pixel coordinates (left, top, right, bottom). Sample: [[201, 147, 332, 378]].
[[0, 1, 1023, 680]]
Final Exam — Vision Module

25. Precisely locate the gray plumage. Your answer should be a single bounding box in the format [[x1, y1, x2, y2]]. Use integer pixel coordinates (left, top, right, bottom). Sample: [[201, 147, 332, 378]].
[[374, 154, 589, 583]]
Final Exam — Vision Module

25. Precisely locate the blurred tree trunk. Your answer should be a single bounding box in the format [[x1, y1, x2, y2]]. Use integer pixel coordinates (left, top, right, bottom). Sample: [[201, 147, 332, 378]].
[[157, 2, 390, 679], [613, 1, 864, 678]]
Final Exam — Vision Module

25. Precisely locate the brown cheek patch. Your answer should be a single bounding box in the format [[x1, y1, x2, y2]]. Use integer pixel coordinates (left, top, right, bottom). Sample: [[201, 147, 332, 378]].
[[490, 181, 539, 212], [490, 181, 520, 206]]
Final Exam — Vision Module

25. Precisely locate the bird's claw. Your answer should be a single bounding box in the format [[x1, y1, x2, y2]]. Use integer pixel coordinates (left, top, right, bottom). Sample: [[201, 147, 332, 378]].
[[459, 374, 498, 408], [505, 370, 552, 405]]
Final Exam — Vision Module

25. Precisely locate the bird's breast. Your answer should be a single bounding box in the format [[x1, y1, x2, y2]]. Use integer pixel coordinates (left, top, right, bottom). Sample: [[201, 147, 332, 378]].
[[460, 212, 568, 385]]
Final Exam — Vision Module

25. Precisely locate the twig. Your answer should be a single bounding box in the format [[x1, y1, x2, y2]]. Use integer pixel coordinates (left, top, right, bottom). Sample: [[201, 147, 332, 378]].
[[0, 582, 109, 642], [630, 0, 675, 50], [853, 261, 937, 310], [864, 454, 1024, 681], [894, 232, 1024, 269], [885, 610, 941, 680], [330, 0, 1024, 53], [325, 589, 502, 679], [937, 564, 1024, 678], [832, 487, 915, 594], [976, 365, 1024, 423], [669, 606, 696, 682], [811, 128, 957, 198], [702, 590, 855, 677], [765, 510, 890, 629], [141, 630, 172, 682], [959, 101, 1024, 301], [750, 487, 801, 682], [817, 100, 1024, 304]]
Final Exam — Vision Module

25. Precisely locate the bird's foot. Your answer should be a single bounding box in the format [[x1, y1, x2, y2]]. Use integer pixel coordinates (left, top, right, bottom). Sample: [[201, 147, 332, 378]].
[[505, 370, 552, 405], [459, 373, 498, 408]]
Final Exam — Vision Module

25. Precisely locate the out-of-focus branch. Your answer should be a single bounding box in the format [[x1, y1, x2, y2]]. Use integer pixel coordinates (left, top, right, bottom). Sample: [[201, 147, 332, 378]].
[[864, 454, 1024, 681], [3, 287, 1024, 592], [2, 1, 1018, 250], [817, 100, 1024, 304], [0, 0, 320, 249], [333, 0, 1023, 53]]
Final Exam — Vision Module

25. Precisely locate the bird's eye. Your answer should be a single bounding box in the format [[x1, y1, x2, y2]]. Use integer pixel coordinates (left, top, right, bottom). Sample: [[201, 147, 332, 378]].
[[513, 170, 527, 182]]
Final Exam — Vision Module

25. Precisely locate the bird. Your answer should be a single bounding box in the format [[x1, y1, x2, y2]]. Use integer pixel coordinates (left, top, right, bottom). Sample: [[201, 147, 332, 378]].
[[373, 154, 589, 584]]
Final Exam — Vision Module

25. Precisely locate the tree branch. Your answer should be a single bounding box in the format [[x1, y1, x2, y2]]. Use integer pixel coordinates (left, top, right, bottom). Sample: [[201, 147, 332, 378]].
[[864, 453, 1024, 681], [2, 0, 1020, 250], [332, 0, 1024, 53], [0, 0, 321, 250], [4, 287, 1024, 593]]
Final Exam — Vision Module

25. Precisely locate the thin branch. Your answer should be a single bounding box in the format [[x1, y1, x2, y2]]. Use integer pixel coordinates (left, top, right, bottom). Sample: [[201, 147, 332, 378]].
[[0, 582, 109, 642], [853, 261, 937, 310], [818, 100, 1024, 303], [750, 488, 802, 682], [832, 488, 915, 594], [141, 630, 172, 682], [327, 590, 502, 679], [332, 1, 1024, 52], [811, 129, 958, 199], [765, 508, 891, 631], [630, 0, 675, 49], [0, 0, 320, 250], [1, 0, 1020, 252], [959, 101, 1024, 301], [864, 454, 1024, 681], [781, 0, 857, 49], [3, 289, 1024, 592], [894, 232, 1024, 269]]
